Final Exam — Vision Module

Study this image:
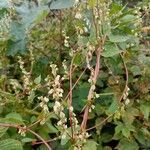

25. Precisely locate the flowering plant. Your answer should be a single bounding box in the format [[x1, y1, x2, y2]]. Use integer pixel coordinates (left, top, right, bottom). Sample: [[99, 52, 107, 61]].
[[0, 0, 149, 149]]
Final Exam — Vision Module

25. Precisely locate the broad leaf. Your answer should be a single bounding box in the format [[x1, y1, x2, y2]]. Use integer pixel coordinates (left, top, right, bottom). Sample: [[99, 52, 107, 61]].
[[49, 0, 75, 9], [107, 98, 119, 114], [140, 104, 150, 120], [116, 139, 139, 150], [109, 34, 130, 43], [0, 113, 24, 125], [34, 75, 41, 84], [83, 140, 98, 150], [0, 127, 8, 138], [102, 43, 121, 57], [0, 139, 23, 150]]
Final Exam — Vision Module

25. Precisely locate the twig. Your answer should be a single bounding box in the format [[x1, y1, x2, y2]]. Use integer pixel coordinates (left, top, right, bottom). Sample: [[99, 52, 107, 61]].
[[28, 128, 52, 150], [32, 137, 59, 146], [27, 119, 41, 128], [86, 114, 113, 131], [64, 67, 87, 101]]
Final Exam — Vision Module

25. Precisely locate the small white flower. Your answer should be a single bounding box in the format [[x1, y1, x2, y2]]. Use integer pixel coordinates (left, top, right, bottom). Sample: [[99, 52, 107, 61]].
[[43, 105, 49, 112], [88, 78, 92, 83], [89, 108, 92, 112], [91, 85, 95, 91], [40, 102, 44, 108], [84, 27, 88, 32], [95, 93, 99, 98], [61, 133, 66, 139], [48, 89, 54, 94], [63, 125, 68, 129], [125, 98, 130, 105], [75, 12, 82, 19], [69, 106, 73, 112], [91, 105, 95, 109], [57, 120, 63, 126], [79, 134, 83, 139], [55, 101, 61, 107], [43, 97, 49, 103], [60, 112, 65, 118]]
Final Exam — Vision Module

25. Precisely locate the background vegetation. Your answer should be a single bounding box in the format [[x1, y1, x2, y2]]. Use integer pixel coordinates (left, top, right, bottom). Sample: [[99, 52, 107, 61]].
[[0, 0, 149, 150]]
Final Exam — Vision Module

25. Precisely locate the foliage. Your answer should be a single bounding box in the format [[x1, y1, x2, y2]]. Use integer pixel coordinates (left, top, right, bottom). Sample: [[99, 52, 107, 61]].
[[0, 0, 149, 149]]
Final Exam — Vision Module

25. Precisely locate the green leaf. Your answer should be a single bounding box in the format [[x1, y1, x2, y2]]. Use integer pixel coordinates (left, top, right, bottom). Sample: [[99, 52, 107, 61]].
[[130, 66, 141, 76], [122, 127, 130, 138], [115, 122, 123, 135], [7, 22, 27, 56], [102, 43, 121, 57], [0, 113, 24, 125], [49, 0, 75, 9], [117, 139, 139, 150], [21, 138, 35, 143], [46, 122, 58, 134], [140, 104, 150, 120], [109, 34, 130, 43], [0, 0, 8, 8], [83, 140, 98, 150], [15, 2, 49, 28], [120, 15, 137, 23], [0, 127, 8, 138], [0, 139, 23, 150], [34, 75, 41, 84], [107, 98, 119, 114]]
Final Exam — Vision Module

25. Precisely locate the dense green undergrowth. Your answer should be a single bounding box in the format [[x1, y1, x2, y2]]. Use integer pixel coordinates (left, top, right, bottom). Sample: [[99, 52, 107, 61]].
[[0, 0, 149, 150]]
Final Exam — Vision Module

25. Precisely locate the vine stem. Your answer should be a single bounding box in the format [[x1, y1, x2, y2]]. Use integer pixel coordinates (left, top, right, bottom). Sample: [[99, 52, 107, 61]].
[[85, 52, 129, 131], [119, 53, 129, 102], [86, 114, 113, 131], [0, 123, 52, 150], [81, 48, 101, 131]]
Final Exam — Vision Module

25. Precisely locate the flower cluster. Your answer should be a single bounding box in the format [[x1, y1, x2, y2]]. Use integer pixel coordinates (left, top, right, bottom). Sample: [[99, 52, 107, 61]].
[[18, 56, 31, 93], [18, 126, 27, 137], [53, 101, 68, 139], [38, 96, 49, 112], [9, 79, 22, 93], [0, 13, 11, 41], [45, 63, 64, 101], [48, 75, 64, 100], [123, 86, 130, 105], [74, 131, 90, 149], [62, 60, 69, 79]]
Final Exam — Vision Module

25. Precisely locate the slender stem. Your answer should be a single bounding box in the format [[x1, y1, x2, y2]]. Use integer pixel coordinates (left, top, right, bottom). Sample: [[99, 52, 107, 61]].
[[28, 128, 52, 150], [81, 46, 102, 131], [65, 67, 87, 101], [81, 36, 106, 131], [85, 53, 129, 131], [32, 137, 59, 146], [86, 114, 113, 131], [68, 55, 76, 138], [119, 53, 129, 102]]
